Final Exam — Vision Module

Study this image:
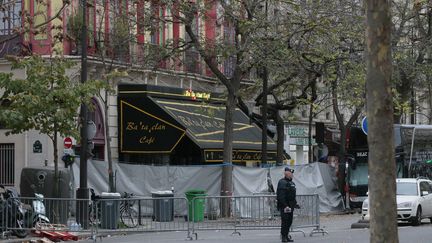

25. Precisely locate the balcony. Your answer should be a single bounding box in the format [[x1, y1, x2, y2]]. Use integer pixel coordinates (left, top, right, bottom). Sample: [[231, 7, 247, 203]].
[[0, 0, 23, 58]]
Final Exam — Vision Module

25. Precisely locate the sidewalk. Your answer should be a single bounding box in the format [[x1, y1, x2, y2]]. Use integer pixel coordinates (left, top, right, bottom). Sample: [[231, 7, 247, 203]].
[[1, 213, 361, 243]]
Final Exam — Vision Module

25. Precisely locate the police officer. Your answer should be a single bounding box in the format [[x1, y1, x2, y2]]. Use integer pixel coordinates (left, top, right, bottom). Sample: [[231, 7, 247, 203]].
[[277, 167, 299, 242]]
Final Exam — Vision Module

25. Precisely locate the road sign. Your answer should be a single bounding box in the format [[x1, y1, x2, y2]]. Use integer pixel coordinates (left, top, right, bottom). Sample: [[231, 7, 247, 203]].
[[64, 137, 73, 149], [361, 117, 368, 135]]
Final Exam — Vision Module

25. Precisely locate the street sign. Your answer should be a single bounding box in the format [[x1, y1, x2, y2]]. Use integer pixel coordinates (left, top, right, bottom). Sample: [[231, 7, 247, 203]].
[[361, 117, 368, 135], [33, 140, 42, 153], [64, 137, 73, 149]]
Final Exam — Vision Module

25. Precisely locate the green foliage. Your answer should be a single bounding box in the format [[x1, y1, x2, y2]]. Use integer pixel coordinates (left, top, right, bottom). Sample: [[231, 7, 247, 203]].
[[0, 55, 105, 140]]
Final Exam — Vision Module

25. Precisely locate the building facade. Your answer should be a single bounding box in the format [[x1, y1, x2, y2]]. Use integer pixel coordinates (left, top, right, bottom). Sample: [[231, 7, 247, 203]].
[[4, 0, 430, 190]]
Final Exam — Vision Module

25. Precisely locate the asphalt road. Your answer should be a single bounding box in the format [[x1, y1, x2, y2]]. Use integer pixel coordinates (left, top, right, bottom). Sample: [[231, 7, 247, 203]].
[[80, 214, 432, 243]]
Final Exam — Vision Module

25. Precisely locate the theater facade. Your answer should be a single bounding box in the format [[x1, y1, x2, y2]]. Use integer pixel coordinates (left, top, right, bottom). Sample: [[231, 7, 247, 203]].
[[118, 84, 277, 166]]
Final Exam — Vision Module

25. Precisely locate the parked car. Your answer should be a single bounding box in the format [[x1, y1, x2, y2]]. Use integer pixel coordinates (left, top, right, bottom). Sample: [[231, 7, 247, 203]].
[[362, 178, 432, 226]]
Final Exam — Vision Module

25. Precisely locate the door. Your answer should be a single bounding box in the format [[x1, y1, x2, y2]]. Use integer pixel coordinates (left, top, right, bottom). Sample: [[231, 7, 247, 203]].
[[419, 181, 432, 217]]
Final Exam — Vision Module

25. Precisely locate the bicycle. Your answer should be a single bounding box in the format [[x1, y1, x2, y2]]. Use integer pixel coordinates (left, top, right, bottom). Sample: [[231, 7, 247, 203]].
[[89, 189, 101, 226], [119, 192, 138, 228]]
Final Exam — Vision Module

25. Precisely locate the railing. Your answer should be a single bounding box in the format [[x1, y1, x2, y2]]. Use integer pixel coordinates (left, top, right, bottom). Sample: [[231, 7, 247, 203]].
[[189, 194, 327, 240], [0, 194, 326, 240]]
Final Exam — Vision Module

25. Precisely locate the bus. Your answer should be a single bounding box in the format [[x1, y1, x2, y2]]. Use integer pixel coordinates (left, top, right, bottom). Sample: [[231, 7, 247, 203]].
[[345, 124, 432, 208]]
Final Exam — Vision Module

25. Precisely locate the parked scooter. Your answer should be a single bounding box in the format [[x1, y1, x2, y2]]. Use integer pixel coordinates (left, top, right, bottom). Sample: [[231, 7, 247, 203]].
[[0, 185, 28, 238], [25, 193, 50, 228]]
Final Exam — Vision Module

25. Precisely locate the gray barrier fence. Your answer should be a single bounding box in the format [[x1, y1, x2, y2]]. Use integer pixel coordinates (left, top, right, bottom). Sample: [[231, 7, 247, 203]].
[[189, 194, 327, 240], [0, 194, 326, 241]]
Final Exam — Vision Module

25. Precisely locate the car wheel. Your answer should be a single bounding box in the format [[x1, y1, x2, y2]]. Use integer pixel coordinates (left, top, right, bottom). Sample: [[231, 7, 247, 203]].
[[412, 207, 422, 226]]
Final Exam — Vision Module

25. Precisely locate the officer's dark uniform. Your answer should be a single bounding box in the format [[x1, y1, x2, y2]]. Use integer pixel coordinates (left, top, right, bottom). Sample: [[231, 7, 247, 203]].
[[276, 168, 297, 242]]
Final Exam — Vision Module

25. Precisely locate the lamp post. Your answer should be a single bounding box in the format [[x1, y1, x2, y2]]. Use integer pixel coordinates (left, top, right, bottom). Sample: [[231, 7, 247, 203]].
[[76, 0, 89, 229]]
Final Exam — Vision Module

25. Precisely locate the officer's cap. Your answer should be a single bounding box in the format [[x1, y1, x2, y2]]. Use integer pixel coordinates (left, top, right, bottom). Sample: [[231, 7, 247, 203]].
[[284, 167, 294, 173]]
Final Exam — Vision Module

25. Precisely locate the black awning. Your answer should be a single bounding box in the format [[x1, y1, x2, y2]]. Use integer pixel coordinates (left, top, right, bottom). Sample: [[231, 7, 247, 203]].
[[151, 97, 277, 162], [118, 85, 277, 162], [150, 97, 276, 151], [119, 96, 186, 153]]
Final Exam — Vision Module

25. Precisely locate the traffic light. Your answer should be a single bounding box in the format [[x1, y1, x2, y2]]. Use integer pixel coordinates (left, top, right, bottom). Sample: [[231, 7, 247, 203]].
[[62, 154, 75, 168]]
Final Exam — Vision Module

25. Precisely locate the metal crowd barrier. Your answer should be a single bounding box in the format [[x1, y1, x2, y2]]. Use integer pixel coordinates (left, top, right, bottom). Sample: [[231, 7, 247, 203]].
[[0, 196, 190, 240], [94, 197, 189, 234], [1, 197, 96, 239], [0, 194, 326, 241], [189, 194, 327, 240]]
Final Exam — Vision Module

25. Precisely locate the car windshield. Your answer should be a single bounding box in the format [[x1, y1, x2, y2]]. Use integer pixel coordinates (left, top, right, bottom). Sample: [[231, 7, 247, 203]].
[[396, 182, 418, 196]]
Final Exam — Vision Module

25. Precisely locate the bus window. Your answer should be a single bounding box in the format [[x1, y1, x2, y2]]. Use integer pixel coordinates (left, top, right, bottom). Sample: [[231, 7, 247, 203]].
[[349, 163, 369, 186]]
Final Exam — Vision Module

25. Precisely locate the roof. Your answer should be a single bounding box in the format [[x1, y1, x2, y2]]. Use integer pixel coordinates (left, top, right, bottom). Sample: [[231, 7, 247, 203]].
[[396, 178, 431, 183]]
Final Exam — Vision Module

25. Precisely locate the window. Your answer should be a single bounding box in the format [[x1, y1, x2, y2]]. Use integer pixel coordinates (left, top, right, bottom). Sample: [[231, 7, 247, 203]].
[[420, 182, 431, 195], [301, 110, 307, 118], [397, 182, 418, 196], [0, 144, 15, 186], [349, 163, 369, 186], [88, 99, 105, 160], [33, 0, 47, 40], [0, 1, 21, 36]]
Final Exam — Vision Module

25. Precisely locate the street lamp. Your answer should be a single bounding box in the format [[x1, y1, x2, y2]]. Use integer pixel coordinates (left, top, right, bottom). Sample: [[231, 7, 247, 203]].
[[76, 0, 90, 229]]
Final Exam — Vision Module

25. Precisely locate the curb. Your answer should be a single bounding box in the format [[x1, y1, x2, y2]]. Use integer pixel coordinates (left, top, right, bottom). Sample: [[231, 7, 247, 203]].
[[321, 209, 361, 216], [351, 220, 370, 229], [1, 231, 120, 243]]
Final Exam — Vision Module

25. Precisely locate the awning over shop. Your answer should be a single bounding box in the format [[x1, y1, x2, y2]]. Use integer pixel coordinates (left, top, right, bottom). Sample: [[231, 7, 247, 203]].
[[118, 86, 277, 163]]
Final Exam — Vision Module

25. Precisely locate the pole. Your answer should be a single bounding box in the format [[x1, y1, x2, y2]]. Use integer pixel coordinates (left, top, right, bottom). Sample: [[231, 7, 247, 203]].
[[261, 0, 268, 166], [408, 127, 416, 177], [77, 0, 89, 229], [411, 87, 415, 124]]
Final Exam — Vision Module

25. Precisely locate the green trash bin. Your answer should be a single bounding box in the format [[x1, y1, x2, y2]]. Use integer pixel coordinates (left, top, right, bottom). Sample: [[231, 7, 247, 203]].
[[185, 189, 207, 222]]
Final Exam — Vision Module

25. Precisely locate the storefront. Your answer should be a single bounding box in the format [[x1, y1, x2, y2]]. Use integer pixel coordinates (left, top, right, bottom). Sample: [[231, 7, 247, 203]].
[[118, 84, 277, 166]]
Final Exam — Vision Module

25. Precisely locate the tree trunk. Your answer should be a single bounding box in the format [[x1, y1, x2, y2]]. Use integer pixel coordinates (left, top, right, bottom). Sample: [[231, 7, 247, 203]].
[[308, 101, 313, 163], [52, 130, 61, 224], [104, 91, 115, 192], [276, 111, 284, 166], [428, 82, 432, 124], [53, 131, 59, 197], [366, 1, 398, 242], [338, 124, 347, 207], [221, 91, 235, 217], [261, 66, 268, 166]]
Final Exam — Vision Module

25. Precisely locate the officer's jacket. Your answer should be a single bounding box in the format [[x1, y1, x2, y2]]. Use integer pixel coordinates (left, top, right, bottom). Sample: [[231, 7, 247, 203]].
[[276, 177, 297, 210]]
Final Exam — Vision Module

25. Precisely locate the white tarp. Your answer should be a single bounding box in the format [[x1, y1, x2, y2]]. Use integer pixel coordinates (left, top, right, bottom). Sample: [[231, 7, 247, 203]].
[[72, 160, 222, 215], [72, 160, 343, 213], [233, 166, 268, 195], [72, 160, 221, 197], [233, 166, 271, 218], [270, 162, 344, 212]]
